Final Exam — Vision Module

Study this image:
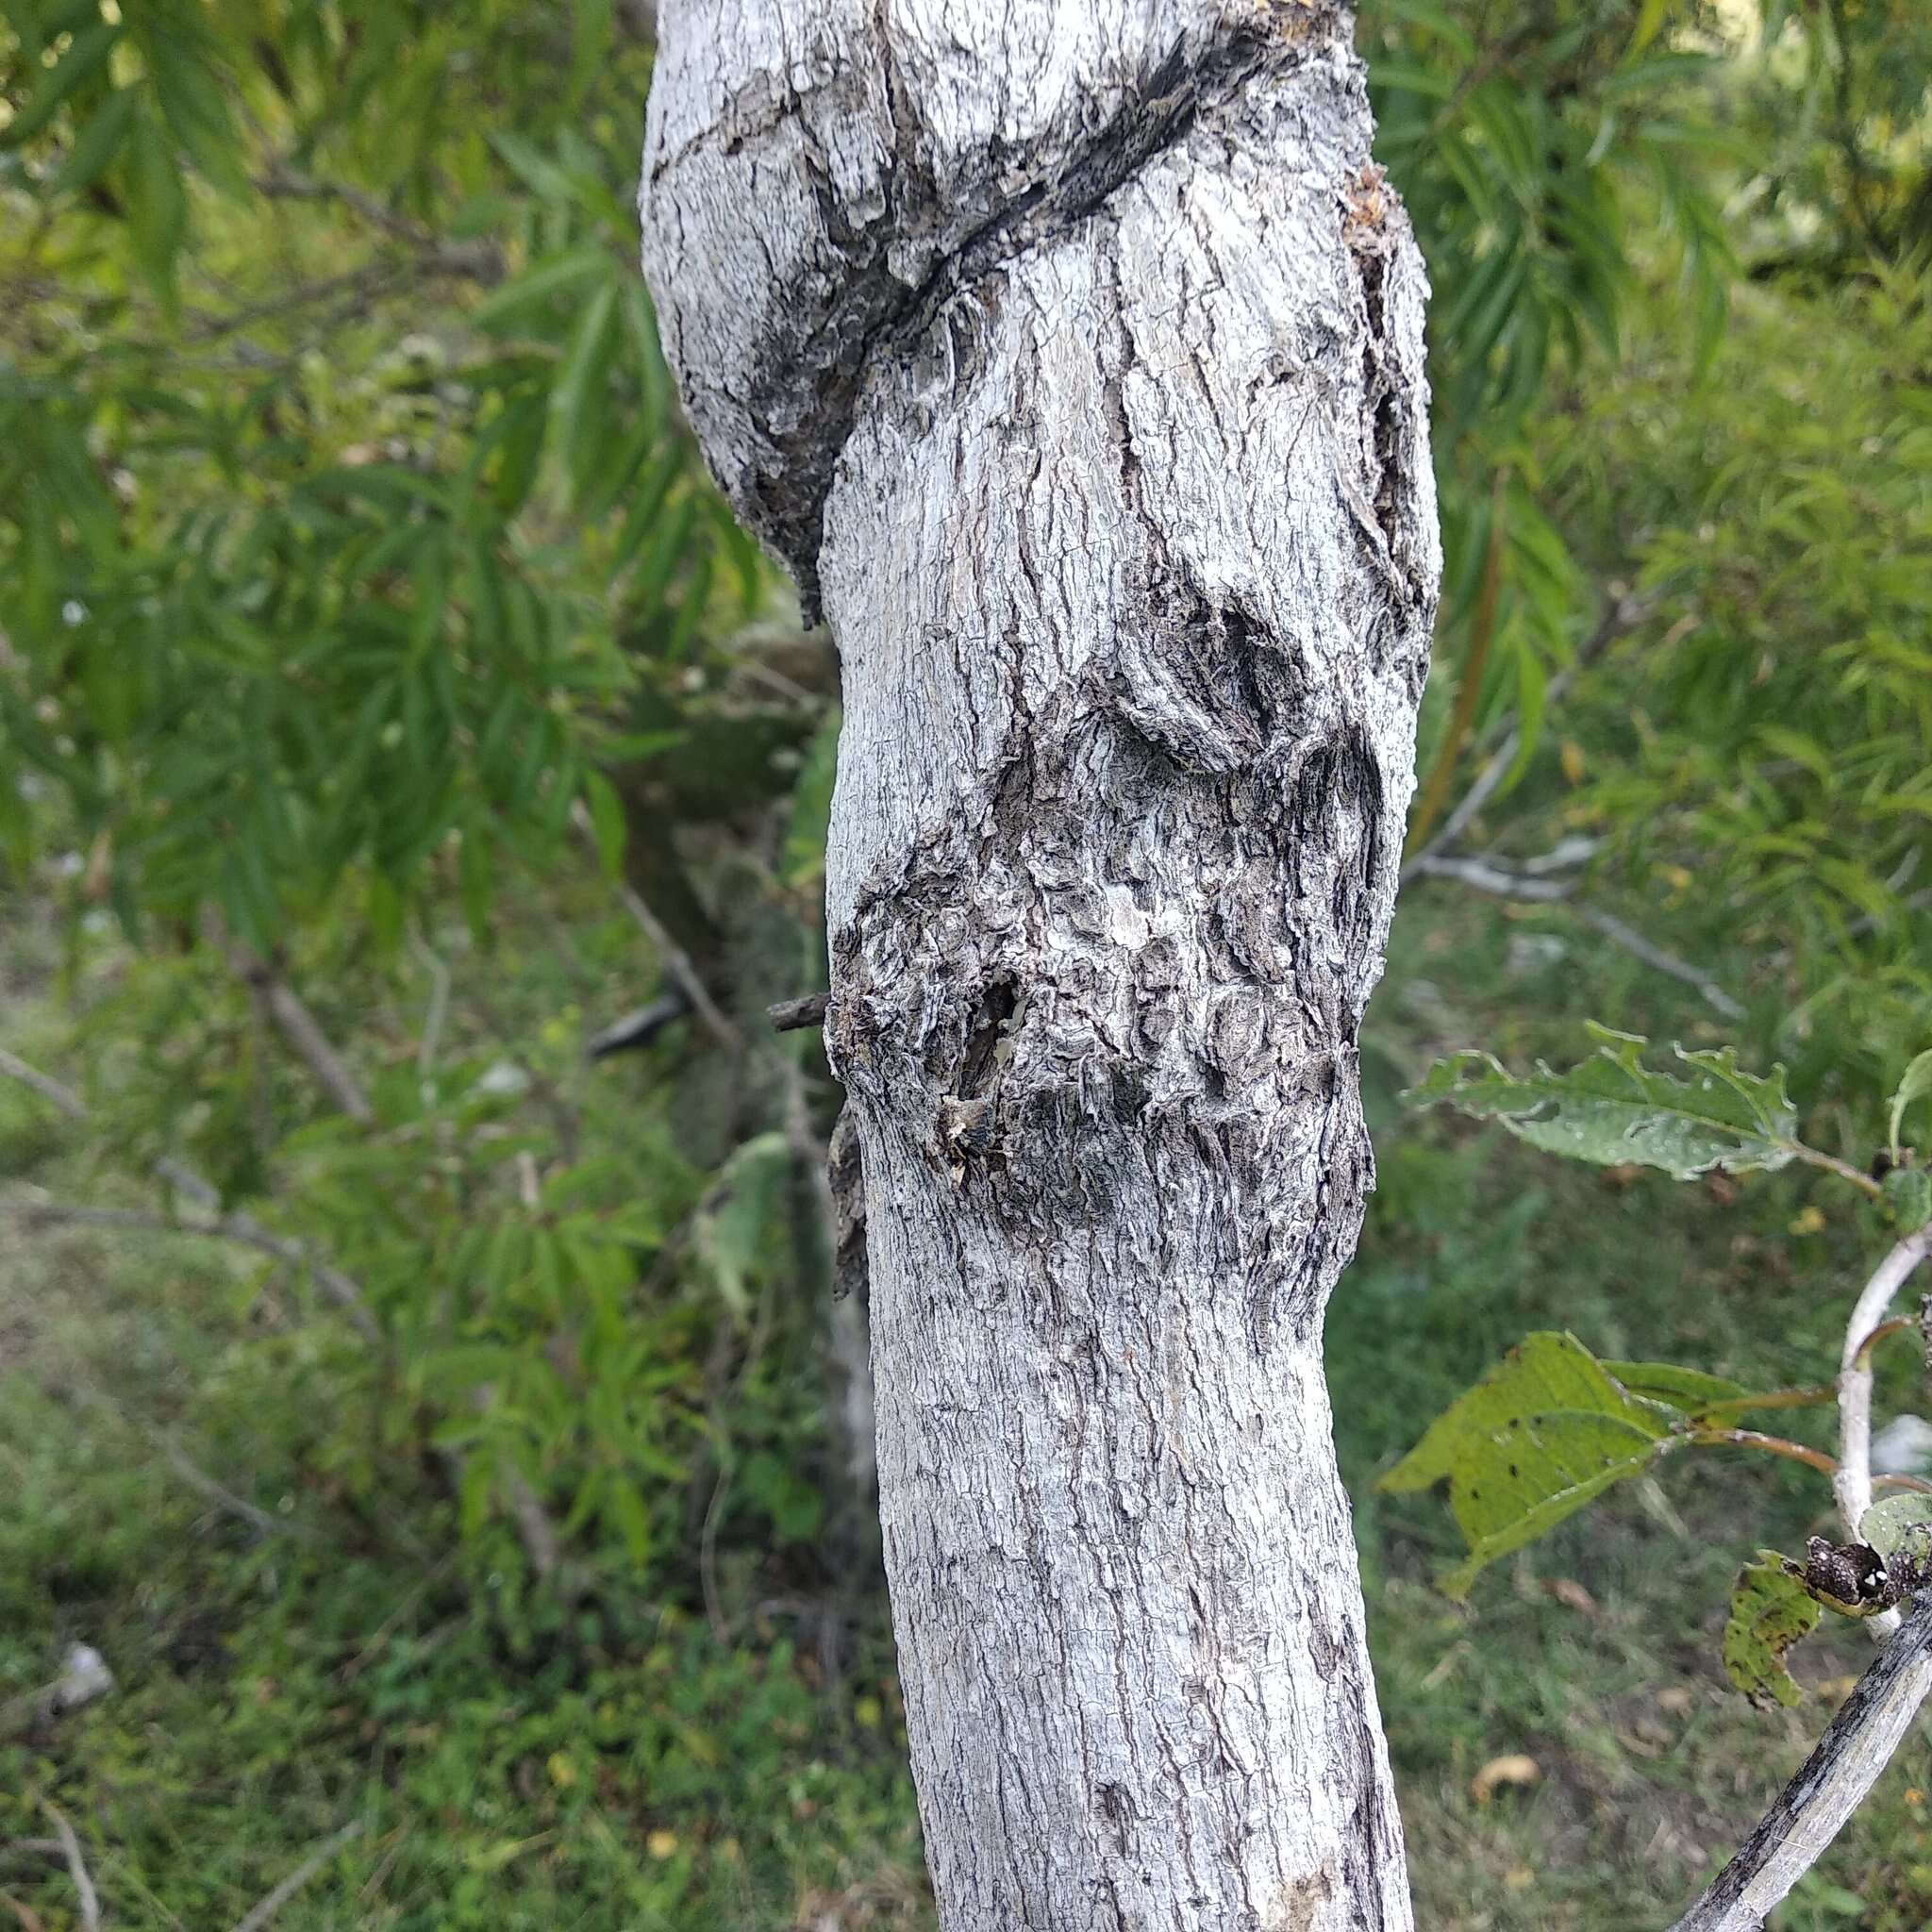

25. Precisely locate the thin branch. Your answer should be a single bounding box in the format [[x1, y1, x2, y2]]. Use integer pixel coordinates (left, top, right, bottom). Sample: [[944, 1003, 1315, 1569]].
[[1670, 1593, 1932, 1932], [768, 992, 831, 1033], [1404, 588, 1646, 878], [0, 1056, 568, 1585], [40, 1806, 98, 1932], [228, 1820, 365, 1932], [0, 1054, 384, 1344], [1406, 468, 1509, 855], [1837, 1228, 1932, 1639], [585, 991, 689, 1059], [1404, 858, 1746, 1020], [1571, 907, 1746, 1023], [1406, 852, 1572, 902], [1685, 1428, 1840, 1478], [408, 932, 451, 1080], [575, 803, 742, 1054], [0, 1048, 84, 1120], [209, 920, 375, 1124]]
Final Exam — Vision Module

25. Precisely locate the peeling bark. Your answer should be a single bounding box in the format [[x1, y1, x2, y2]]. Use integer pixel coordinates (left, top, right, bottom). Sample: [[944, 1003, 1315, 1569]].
[[643, 6, 1440, 1926]]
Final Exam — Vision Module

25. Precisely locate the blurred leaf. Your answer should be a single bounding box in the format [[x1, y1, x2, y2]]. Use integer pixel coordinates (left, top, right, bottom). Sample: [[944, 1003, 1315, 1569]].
[[1889, 1050, 1932, 1162]]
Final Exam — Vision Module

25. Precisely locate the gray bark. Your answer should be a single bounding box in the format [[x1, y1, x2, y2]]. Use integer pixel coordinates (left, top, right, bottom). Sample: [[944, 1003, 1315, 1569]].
[[642, 6, 1440, 1927]]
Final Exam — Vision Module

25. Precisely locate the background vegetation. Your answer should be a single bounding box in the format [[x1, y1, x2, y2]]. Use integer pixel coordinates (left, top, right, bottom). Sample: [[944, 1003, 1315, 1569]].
[[2, 1, 1928, 1925]]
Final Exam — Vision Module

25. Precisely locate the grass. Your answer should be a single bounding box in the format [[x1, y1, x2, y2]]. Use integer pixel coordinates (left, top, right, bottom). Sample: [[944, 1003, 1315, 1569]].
[[3, 871, 1927, 1930]]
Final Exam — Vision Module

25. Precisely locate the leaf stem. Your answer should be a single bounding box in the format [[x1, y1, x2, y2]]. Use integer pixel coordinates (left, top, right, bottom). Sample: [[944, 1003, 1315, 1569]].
[[1685, 1428, 1839, 1477], [1791, 1143, 1885, 1200]]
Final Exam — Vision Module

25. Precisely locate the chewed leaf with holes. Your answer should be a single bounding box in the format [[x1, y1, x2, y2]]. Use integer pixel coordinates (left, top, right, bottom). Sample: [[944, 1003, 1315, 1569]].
[[1405, 1024, 1799, 1180], [1378, 1332, 1674, 1599], [1724, 1556, 1821, 1708]]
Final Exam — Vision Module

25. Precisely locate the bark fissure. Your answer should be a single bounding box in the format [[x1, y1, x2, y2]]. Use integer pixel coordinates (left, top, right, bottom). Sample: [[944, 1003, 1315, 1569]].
[[644, 6, 1440, 1926], [646, 5, 1351, 613]]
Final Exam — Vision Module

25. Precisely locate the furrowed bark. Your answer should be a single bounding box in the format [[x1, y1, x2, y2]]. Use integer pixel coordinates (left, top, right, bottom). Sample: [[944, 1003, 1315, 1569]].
[[642, 6, 1440, 1927]]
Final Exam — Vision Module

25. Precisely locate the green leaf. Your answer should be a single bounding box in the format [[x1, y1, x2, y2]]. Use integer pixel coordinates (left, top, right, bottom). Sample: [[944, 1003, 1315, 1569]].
[[692, 1132, 791, 1318], [580, 769, 626, 877], [1406, 1025, 1800, 1181], [1723, 1555, 1821, 1709], [1601, 1360, 1748, 1417], [602, 1474, 653, 1565], [0, 16, 121, 150], [1884, 1165, 1932, 1235], [469, 247, 609, 334], [1889, 1050, 1932, 1162], [1859, 1494, 1932, 1565], [1378, 1332, 1674, 1599], [125, 102, 190, 310], [47, 85, 136, 195]]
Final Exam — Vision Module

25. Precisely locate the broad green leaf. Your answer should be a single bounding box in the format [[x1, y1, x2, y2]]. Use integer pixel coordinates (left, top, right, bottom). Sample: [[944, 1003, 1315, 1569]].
[[1602, 1360, 1748, 1416], [1884, 1165, 1932, 1235], [1378, 1332, 1674, 1599], [1723, 1556, 1821, 1709], [1859, 1495, 1932, 1565], [1889, 1050, 1932, 1161], [1406, 1026, 1800, 1180]]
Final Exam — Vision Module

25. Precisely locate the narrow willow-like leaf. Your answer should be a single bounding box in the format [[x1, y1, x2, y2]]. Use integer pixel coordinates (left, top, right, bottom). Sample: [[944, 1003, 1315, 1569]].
[[1406, 1024, 1799, 1179], [1379, 1332, 1674, 1598], [1723, 1555, 1821, 1709]]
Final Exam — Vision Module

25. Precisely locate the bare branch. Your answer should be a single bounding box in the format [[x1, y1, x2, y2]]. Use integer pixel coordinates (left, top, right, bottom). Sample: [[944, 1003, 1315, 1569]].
[[1406, 852, 1573, 902], [575, 804, 742, 1054], [228, 1820, 365, 1932], [1837, 1228, 1932, 1638], [209, 920, 375, 1124], [0, 1047, 84, 1121], [1406, 858, 1746, 1019], [1403, 589, 1647, 879], [0, 1054, 382, 1344], [768, 992, 831, 1033], [1670, 1594, 1932, 1932], [1571, 907, 1746, 1023], [40, 1806, 98, 1932]]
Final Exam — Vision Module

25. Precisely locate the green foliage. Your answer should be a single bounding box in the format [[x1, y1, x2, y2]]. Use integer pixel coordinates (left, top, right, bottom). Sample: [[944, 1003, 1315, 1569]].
[[1407, 1024, 1800, 1180], [1378, 1332, 1675, 1598], [1858, 1495, 1932, 1565], [1890, 1051, 1932, 1164], [1723, 1557, 1821, 1709]]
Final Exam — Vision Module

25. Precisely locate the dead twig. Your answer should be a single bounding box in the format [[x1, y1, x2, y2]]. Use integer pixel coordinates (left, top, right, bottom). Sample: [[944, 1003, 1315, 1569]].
[[768, 992, 830, 1033], [228, 1820, 365, 1932], [574, 803, 743, 1055], [1837, 1228, 1932, 1639], [41, 1806, 98, 1932], [1670, 1594, 1932, 1932], [207, 918, 375, 1124]]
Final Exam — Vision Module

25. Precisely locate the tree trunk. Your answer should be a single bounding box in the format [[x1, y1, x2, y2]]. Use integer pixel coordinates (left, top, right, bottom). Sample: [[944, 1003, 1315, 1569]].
[[641, 6, 1440, 1926]]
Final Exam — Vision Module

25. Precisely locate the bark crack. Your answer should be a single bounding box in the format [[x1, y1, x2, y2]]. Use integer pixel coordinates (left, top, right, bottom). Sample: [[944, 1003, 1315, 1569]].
[[737, 11, 1349, 612]]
